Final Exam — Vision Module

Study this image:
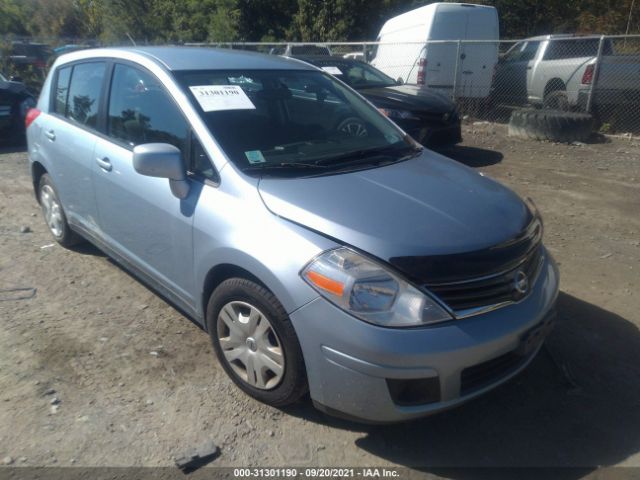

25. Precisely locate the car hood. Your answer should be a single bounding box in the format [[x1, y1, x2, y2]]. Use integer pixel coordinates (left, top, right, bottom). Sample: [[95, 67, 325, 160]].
[[258, 151, 532, 277], [359, 85, 455, 114]]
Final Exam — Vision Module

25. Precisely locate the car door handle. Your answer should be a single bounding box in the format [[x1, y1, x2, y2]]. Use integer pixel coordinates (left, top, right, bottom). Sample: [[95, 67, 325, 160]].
[[96, 156, 112, 172], [45, 130, 55, 141], [527, 66, 532, 70]]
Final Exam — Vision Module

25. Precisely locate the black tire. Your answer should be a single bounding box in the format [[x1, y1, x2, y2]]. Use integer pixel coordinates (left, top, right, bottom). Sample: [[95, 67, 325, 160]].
[[508, 109, 594, 143], [543, 90, 570, 111], [206, 277, 308, 407], [38, 173, 83, 247]]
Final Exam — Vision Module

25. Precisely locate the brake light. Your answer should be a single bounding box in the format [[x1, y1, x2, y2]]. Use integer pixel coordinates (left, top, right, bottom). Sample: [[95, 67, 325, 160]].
[[417, 58, 427, 85], [25, 108, 40, 129], [582, 64, 595, 85]]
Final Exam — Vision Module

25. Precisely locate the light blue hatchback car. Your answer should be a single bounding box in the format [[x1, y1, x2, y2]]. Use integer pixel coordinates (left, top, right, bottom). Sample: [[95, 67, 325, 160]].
[[26, 47, 559, 423]]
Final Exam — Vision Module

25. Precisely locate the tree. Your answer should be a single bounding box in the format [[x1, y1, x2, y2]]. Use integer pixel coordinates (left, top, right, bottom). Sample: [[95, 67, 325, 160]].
[[236, 0, 297, 41], [0, 0, 28, 36]]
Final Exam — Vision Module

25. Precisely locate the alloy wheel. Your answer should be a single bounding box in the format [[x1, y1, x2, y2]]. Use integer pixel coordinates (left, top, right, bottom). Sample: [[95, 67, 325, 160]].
[[40, 184, 64, 238]]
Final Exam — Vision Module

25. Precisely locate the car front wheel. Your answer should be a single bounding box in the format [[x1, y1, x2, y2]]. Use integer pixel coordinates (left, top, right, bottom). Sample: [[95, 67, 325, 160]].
[[206, 278, 308, 407]]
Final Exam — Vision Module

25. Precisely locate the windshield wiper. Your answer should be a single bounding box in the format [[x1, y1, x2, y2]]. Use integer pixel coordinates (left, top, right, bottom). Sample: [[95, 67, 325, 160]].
[[313, 144, 422, 167], [241, 162, 330, 173]]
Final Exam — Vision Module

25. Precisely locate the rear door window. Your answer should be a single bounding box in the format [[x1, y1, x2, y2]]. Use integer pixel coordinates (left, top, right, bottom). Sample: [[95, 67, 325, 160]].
[[544, 39, 605, 60], [504, 41, 540, 63], [65, 62, 106, 128]]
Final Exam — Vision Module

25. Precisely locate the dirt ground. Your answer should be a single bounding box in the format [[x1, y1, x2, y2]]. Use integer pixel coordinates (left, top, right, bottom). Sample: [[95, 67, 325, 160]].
[[0, 124, 639, 477]]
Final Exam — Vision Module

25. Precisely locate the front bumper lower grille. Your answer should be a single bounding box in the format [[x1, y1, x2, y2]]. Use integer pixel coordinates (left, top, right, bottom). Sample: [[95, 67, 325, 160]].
[[460, 350, 526, 395]]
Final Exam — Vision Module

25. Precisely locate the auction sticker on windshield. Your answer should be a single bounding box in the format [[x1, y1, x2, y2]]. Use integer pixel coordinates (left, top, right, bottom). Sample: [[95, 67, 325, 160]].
[[245, 150, 266, 164], [189, 85, 256, 112]]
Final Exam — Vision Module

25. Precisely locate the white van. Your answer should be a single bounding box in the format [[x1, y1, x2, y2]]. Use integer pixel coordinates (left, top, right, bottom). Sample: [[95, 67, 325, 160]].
[[370, 3, 499, 98]]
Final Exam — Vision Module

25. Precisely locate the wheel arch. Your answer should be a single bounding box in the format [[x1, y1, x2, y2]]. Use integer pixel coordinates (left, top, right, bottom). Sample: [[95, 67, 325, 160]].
[[202, 263, 269, 327], [544, 78, 566, 98], [198, 251, 318, 331], [31, 161, 47, 203]]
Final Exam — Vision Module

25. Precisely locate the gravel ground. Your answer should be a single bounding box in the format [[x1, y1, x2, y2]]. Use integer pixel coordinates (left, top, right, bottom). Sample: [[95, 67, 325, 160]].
[[0, 124, 639, 477]]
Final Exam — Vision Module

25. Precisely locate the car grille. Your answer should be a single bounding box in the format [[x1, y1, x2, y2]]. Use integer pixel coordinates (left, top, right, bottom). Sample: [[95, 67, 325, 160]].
[[426, 245, 544, 315]]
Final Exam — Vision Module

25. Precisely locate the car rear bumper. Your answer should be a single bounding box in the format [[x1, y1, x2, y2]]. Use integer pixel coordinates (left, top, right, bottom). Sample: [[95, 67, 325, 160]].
[[578, 89, 640, 108], [290, 250, 559, 423]]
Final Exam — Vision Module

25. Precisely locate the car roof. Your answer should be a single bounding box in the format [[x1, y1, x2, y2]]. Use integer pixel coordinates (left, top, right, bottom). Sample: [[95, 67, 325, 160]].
[[56, 46, 315, 72]]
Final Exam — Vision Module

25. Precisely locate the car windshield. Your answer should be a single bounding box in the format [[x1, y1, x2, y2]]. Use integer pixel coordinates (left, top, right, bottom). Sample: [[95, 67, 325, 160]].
[[314, 61, 397, 89], [175, 69, 416, 176]]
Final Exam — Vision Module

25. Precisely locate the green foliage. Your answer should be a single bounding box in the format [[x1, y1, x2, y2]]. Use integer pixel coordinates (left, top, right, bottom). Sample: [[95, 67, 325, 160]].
[[236, 0, 297, 42], [0, 0, 28, 36], [0, 0, 638, 43], [599, 122, 612, 134]]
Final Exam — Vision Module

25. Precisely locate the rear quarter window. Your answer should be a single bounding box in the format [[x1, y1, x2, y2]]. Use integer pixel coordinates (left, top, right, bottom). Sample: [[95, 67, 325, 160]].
[[53, 66, 72, 115]]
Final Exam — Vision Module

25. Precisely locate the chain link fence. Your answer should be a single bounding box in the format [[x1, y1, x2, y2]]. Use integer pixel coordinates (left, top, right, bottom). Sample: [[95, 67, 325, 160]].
[[3, 35, 640, 134], [187, 36, 640, 134]]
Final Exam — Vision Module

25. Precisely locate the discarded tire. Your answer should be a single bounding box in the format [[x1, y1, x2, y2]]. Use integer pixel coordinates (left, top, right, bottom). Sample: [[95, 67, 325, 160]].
[[508, 109, 594, 143]]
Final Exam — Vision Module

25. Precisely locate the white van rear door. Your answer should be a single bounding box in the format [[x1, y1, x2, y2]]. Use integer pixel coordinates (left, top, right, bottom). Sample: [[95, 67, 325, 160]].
[[426, 11, 467, 94], [458, 9, 499, 98]]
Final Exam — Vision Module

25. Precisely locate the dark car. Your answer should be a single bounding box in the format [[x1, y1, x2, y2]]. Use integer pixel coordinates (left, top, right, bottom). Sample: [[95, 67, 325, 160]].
[[294, 56, 462, 147], [0, 72, 37, 143], [9, 42, 52, 70]]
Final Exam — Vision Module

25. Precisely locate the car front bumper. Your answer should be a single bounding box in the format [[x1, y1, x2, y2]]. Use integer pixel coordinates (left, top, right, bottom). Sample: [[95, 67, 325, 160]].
[[290, 250, 559, 423]]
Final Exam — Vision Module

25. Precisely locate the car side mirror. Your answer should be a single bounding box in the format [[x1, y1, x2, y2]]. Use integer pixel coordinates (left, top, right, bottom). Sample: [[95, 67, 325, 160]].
[[133, 143, 190, 199], [9, 75, 22, 82], [396, 77, 404, 85]]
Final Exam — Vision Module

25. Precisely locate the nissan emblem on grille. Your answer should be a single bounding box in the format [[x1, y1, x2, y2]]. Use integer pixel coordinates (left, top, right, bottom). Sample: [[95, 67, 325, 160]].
[[513, 271, 529, 298]]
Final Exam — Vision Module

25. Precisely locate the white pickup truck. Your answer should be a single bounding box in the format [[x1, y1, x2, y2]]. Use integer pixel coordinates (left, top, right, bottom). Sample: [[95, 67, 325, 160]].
[[491, 35, 640, 112]]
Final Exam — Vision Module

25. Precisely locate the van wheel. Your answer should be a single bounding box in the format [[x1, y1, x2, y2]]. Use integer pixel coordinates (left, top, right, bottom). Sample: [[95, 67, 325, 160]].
[[206, 278, 308, 407], [38, 174, 83, 247]]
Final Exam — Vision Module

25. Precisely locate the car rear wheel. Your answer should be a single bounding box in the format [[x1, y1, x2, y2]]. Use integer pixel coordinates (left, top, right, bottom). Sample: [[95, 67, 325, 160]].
[[38, 174, 83, 247], [206, 278, 308, 407], [543, 90, 570, 111]]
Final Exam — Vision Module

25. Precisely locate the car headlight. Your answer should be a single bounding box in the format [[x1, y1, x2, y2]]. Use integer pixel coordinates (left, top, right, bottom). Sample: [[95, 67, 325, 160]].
[[301, 248, 452, 327], [378, 108, 420, 121]]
